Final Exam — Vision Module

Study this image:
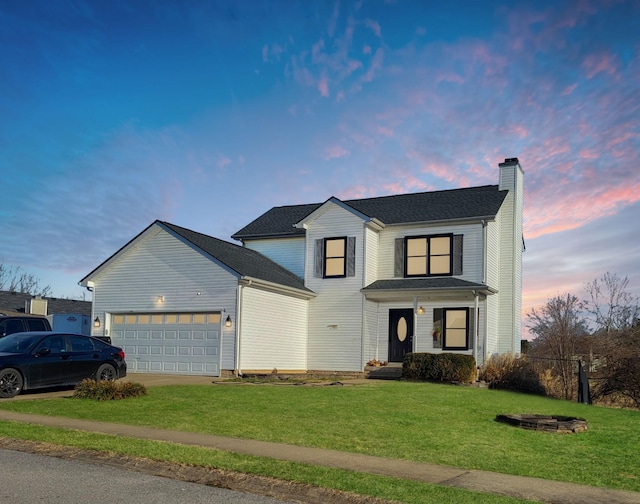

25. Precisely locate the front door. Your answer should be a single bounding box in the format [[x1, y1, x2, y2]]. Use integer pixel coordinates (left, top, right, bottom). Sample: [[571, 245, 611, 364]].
[[389, 309, 414, 363]]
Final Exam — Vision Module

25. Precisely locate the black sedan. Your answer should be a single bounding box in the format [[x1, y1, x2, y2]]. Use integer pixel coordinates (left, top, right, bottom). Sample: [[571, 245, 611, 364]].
[[0, 332, 127, 398]]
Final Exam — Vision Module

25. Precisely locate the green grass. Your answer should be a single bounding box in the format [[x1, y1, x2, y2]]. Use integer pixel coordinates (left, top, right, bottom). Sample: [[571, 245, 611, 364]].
[[0, 381, 638, 495], [0, 422, 533, 504]]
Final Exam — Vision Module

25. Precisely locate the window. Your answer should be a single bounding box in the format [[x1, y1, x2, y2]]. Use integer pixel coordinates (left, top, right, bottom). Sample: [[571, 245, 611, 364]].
[[405, 234, 452, 277], [395, 234, 462, 278], [324, 237, 346, 277], [443, 308, 469, 350], [315, 236, 356, 278]]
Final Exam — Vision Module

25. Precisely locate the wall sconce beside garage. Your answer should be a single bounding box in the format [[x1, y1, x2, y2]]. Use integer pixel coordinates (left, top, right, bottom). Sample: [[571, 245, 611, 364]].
[[225, 315, 232, 327]]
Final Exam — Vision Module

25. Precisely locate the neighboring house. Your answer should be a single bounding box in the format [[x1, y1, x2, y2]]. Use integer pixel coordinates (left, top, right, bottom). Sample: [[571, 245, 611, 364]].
[[80, 158, 523, 376], [0, 290, 92, 335]]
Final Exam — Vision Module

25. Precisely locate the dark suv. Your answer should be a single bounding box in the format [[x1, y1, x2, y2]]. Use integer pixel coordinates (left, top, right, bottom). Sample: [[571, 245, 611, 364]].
[[0, 315, 52, 338]]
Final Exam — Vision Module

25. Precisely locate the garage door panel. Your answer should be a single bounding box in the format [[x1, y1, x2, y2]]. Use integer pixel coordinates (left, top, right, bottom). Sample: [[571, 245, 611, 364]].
[[110, 312, 221, 376]]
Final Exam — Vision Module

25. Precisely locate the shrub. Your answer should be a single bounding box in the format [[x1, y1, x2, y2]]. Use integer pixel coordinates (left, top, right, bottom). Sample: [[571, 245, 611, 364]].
[[73, 379, 147, 400], [403, 353, 476, 383], [480, 354, 545, 395]]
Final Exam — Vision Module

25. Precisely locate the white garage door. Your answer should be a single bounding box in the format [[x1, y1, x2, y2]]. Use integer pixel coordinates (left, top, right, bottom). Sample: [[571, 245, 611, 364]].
[[110, 312, 221, 376]]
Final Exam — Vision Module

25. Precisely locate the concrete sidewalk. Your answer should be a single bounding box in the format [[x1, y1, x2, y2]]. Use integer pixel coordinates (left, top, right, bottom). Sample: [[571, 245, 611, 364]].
[[0, 408, 638, 504]]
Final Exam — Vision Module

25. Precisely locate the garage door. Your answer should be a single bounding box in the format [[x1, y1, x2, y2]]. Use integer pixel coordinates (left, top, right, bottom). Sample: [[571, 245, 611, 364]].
[[110, 312, 221, 376]]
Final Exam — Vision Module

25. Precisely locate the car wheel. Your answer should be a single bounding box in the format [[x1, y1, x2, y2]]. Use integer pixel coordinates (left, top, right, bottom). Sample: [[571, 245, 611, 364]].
[[95, 364, 117, 381], [0, 368, 24, 398]]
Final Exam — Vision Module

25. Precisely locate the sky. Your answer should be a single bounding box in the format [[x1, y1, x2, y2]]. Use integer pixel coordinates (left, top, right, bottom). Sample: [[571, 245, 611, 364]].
[[1, 0, 639, 333]]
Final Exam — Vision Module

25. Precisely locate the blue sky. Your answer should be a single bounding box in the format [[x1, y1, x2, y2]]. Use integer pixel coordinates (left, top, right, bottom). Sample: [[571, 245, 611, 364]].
[[1, 0, 639, 323]]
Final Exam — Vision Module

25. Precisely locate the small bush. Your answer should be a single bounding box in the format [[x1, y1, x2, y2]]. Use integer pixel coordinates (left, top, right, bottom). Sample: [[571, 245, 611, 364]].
[[403, 353, 476, 383], [73, 379, 147, 400], [480, 354, 545, 395]]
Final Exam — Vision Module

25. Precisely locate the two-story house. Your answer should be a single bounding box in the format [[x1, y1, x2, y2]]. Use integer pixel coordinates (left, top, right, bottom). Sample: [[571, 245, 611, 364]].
[[80, 158, 523, 376]]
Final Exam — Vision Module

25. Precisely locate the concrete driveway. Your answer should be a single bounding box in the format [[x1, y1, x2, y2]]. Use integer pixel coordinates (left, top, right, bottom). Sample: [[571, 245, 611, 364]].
[[6, 373, 219, 401]]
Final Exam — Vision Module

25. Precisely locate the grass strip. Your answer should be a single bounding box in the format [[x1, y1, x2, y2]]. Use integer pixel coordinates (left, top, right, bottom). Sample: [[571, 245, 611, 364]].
[[0, 421, 534, 504]]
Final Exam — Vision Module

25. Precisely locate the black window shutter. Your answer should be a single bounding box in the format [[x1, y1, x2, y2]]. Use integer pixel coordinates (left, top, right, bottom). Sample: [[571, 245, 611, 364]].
[[314, 239, 324, 278], [394, 238, 404, 277], [346, 237, 356, 277], [453, 235, 463, 275]]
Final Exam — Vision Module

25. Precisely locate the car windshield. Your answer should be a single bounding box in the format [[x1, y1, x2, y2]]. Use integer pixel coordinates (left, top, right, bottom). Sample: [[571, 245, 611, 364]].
[[0, 333, 43, 354]]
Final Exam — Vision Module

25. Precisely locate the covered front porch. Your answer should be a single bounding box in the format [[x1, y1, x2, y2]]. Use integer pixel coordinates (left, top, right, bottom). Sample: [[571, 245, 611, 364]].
[[361, 278, 496, 367]]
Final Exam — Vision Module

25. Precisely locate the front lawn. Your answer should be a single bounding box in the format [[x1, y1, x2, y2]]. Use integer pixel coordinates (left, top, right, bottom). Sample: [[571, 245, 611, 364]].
[[0, 380, 638, 494]]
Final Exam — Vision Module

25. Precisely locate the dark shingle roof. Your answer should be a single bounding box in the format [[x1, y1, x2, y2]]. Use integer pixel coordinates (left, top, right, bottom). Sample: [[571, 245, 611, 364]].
[[0, 291, 91, 316], [160, 222, 311, 293], [232, 185, 508, 240], [362, 278, 491, 291]]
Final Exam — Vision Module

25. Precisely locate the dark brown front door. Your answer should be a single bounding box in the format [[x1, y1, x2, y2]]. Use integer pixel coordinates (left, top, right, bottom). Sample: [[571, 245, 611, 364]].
[[389, 308, 413, 363]]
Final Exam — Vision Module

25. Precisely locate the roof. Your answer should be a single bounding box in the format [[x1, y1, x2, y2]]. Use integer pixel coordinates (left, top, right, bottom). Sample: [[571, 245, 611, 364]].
[[159, 222, 312, 294], [361, 278, 496, 297], [232, 185, 508, 240], [0, 291, 92, 317]]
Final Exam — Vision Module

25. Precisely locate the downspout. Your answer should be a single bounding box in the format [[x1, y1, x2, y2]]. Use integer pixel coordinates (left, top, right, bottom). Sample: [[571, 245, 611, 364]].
[[234, 282, 244, 377], [481, 220, 488, 367], [413, 296, 418, 353], [473, 291, 479, 367], [481, 220, 487, 284]]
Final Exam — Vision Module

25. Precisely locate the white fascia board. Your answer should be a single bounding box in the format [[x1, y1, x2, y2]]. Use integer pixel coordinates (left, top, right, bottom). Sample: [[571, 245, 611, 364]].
[[294, 197, 372, 228], [79, 221, 163, 286], [239, 276, 316, 300]]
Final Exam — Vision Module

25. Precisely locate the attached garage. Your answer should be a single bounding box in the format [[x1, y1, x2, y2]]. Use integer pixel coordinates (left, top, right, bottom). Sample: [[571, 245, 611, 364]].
[[81, 221, 315, 377], [110, 312, 221, 376]]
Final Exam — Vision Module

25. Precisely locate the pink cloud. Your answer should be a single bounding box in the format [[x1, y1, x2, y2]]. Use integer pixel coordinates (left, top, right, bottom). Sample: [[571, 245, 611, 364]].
[[562, 83, 577, 95], [579, 148, 599, 160], [365, 19, 381, 37], [318, 76, 330, 97], [217, 155, 231, 169], [524, 182, 640, 239], [583, 51, 619, 79], [377, 126, 394, 138], [324, 145, 350, 160], [362, 47, 384, 83]]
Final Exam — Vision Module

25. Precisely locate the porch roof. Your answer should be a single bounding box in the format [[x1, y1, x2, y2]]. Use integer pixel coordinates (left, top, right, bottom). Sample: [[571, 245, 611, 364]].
[[361, 278, 496, 300]]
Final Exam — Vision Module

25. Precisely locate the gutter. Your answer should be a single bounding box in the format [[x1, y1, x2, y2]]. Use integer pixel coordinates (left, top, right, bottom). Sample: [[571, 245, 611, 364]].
[[239, 276, 316, 300]]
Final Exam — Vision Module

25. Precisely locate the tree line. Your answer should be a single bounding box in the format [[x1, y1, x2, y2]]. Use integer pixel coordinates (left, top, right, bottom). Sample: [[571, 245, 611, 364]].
[[0, 263, 52, 297], [525, 272, 640, 408]]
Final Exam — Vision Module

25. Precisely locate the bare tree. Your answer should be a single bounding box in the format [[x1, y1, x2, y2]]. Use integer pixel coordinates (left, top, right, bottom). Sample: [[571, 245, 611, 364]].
[[527, 293, 588, 399], [582, 272, 640, 334], [0, 263, 52, 297]]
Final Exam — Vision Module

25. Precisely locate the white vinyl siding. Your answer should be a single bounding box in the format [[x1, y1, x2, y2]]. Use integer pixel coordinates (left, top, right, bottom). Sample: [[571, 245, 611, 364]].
[[90, 226, 239, 374], [379, 223, 484, 283], [239, 287, 308, 372], [304, 203, 365, 371], [244, 237, 305, 278]]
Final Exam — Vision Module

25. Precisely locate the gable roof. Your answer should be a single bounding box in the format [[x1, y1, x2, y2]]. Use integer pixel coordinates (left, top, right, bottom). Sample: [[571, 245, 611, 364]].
[[0, 291, 91, 317], [232, 185, 508, 240], [160, 222, 311, 293], [81, 221, 312, 295]]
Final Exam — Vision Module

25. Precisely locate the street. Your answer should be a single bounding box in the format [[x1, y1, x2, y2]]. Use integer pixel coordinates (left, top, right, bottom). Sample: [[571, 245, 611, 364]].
[[0, 448, 291, 504]]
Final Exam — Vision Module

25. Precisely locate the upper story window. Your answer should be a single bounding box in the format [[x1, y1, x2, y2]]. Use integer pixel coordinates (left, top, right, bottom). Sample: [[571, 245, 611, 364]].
[[315, 236, 356, 279], [324, 237, 347, 278], [405, 234, 453, 277]]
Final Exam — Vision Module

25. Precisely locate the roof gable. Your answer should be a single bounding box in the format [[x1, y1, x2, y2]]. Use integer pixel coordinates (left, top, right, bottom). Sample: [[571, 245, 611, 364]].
[[233, 185, 508, 240], [294, 197, 373, 229], [81, 221, 311, 294]]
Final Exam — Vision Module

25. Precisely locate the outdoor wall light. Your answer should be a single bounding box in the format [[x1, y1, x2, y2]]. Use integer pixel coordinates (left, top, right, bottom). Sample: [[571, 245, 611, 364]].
[[94, 317, 101, 328], [157, 295, 165, 303], [225, 315, 232, 327], [417, 306, 425, 315]]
